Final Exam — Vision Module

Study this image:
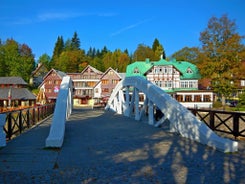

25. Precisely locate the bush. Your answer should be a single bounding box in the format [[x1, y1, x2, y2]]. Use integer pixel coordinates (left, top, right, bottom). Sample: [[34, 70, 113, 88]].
[[213, 101, 222, 108]]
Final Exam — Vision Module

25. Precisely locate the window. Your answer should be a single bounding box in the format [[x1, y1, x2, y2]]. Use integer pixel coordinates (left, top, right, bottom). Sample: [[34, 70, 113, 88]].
[[102, 80, 109, 85], [180, 81, 189, 88], [204, 95, 211, 102], [112, 79, 118, 84], [134, 67, 139, 73], [189, 81, 194, 88], [176, 95, 183, 102], [54, 80, 59, 85], [102, 88, 109, 92], [194, 95, 201, 102], [164, 81, 172, 88], [185, 95, 192, 102], [186, 67, 193, 74], [168, 68, 172, 74], [241, 80, 245, 86]]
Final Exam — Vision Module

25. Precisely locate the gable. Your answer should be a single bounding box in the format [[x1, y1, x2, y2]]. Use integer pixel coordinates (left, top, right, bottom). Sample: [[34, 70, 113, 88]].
[[81, 65, 103, 75], [126, 61, 153, 78]]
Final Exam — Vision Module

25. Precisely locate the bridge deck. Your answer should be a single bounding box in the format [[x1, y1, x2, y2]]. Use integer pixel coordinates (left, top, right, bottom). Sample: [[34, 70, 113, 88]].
[[0, 107, 245, 183]]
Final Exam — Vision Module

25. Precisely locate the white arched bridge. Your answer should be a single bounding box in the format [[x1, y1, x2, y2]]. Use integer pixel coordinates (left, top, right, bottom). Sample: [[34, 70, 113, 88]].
[[0, 76, 238, 153], [105, 76, 238, 153]]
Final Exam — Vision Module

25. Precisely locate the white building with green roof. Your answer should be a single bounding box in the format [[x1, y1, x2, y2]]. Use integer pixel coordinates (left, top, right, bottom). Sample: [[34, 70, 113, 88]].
[[126, 58, 213, 108]]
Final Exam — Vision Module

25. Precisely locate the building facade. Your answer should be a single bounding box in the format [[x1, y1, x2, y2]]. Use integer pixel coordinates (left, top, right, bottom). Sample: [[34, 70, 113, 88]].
[[67, 65, 103, 105], [0, 77, 36, 110], [38, 69, 66, 103], [126, 58, 214, 108], [30, 63, 49, 87], [94, 67, 125, 104]]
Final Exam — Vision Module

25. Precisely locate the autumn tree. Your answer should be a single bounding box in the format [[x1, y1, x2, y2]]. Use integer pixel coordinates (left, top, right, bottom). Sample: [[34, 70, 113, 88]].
[[102, 49, 130, 72], [171, 47, 200, 63], [56, 50, 87, 73], [152, 38, 166, 59], [198, 14, 244, 105], [133, 44, 156, 61]]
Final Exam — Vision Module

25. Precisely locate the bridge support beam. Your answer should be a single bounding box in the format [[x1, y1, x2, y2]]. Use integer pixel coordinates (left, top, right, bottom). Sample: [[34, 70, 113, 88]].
[[134, 88, 140, 121], [123, 86, 130, 117], [148, 100, 154, 125]]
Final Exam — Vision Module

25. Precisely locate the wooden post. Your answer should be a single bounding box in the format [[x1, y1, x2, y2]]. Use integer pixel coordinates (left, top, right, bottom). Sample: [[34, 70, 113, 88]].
[[233, 113, 239, 138]]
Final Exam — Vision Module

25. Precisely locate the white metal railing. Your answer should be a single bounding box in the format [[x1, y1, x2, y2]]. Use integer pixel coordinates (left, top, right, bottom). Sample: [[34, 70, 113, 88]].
[[45, 76, 73, 147], [105, 76, 238, 153]]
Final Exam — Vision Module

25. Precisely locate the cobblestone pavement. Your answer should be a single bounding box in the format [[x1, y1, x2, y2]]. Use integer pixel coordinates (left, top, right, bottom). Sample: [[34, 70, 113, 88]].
[[0, 107, 245, 184]]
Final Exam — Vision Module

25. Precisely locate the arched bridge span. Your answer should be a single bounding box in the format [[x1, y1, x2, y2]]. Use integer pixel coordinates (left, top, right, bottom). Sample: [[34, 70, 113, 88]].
[[105, 76, 238, 153]]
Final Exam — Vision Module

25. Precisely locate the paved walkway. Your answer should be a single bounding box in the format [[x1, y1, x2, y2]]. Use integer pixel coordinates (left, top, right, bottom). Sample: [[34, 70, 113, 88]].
[[0, 107, 245, 184]]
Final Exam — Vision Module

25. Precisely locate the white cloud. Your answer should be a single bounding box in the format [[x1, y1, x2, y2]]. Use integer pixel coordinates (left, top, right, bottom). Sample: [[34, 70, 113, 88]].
[[4, 11, 117, 25], [37, 12, 84, 21], [111, 18, 152, 36]]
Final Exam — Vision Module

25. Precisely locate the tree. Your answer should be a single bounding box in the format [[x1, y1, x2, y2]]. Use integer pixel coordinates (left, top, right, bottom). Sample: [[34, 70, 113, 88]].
[[198, 14, 245, 105], [50, 36, 64, 68], [18, 43, 35, 82], [38, 54, 51, 69], [117, 51, 130, 72], [0, 39, 35, 81], [55, 50, 86, 72], [1, 39, 19, 77], [90, 56, 104, 71], [133, 44, 156, 61], [71, 31, 80, 50], [171, 47, 200, 63], [152, 38, 166, 59]]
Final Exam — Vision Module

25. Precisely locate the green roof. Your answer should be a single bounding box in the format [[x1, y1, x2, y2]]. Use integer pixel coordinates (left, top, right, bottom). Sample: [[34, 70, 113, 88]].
[[126, 58, 201, 79], [126, 59, 153, 78]]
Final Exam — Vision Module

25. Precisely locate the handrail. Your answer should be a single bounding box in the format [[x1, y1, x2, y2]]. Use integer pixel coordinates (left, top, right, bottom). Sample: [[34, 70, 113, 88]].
[[45, 76, 73, 148], [0, 104, 55, 147], [188, 108, 245, 138], [106, 76, 238, 153]]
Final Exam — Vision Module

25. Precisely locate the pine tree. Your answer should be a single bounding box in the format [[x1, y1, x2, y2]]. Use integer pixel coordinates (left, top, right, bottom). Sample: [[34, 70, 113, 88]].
[[152, 38, 166, 59], [50, 36, 64, 68], [71, 31, 80, 50]]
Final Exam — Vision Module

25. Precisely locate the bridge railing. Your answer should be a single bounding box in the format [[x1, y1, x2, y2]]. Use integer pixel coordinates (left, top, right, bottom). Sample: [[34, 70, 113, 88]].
[[45, 76, 73, 148], [106, 76, 238, 153], [188, 108, 245, 139], [0, 104, 55, 146]]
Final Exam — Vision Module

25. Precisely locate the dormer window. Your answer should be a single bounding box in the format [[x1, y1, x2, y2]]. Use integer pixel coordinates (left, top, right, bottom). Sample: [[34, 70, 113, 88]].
[[134, 67, 139, 73], [186, 67, 193, 74]]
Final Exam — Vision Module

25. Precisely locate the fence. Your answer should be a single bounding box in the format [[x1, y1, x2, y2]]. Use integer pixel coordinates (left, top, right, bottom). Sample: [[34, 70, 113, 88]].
[[1, 104, 55, 141], [188, 108, 245, 139]]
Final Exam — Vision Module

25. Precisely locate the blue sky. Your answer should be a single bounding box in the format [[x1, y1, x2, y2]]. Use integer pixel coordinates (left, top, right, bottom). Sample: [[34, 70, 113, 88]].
[[1, 0, 245, 60]]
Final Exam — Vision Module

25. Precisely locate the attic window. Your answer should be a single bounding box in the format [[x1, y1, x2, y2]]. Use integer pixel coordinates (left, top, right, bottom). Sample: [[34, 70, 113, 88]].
[[186, 67, 193, 74], [134, 67, 140, 73]]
